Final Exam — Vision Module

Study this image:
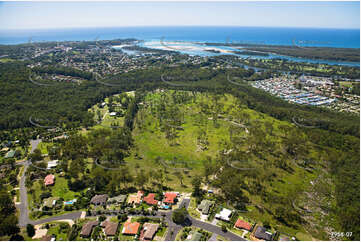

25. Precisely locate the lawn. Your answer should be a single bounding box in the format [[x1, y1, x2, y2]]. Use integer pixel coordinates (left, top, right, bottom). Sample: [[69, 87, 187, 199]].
[[188, 197, 201, 219], [51, 176, 82, 201], [46, 222, 71, 241], [155, 226, 168, 238], [37, 142, 54, 154]]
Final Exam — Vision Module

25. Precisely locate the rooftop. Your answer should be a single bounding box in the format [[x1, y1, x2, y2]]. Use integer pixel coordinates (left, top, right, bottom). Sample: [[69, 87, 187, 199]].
[[101, 220, 119, 236], [215, 208, 232, 221], [143, 193, 158, 205], [142, 223, 159, 240], [122, 220, 141, 235], [163, 192, 177, 204], [254, 226, 273, 241], [235, 218, 252, 231], [80, 221, 99, 237], [90, 194, 109, 205], [44, 174, 55, 186]]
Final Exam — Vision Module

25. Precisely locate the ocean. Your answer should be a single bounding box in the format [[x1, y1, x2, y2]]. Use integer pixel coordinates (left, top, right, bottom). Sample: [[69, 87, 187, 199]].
[[0, 26, 359, 48]]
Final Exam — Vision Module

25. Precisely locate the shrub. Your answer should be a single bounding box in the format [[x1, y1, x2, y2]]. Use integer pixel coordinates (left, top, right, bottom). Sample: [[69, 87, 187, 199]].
[[221, 224, 227, 232], [26, 224, 35, 237]]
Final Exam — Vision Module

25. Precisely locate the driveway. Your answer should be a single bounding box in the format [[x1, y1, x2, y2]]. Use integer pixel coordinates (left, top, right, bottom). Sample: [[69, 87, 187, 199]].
[[179, 198, 190, 209]]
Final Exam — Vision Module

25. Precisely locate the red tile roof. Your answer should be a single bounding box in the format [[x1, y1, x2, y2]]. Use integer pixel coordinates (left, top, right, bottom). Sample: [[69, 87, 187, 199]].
[[235, 219, 252, 231], [44, 174, 55, 186], [143, 193, 158, 205], [122, 220, 141, 235], [163, 192, 177, 204]]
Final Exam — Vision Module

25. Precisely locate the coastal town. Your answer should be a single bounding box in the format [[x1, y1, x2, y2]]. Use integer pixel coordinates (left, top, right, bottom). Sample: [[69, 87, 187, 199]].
[[15, 40, 359, 116]]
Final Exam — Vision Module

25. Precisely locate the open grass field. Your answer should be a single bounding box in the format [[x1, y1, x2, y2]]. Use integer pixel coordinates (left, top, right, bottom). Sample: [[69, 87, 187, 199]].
[[79, 89, 341, 240], [119, 89, 333, 240]]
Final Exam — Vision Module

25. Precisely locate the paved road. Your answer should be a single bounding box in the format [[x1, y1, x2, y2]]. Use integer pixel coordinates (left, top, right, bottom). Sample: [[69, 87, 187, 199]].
[[162, 198, 244, 241], [16, 139, 40, 227], [17, 139, 42, 227], [17, 159, 30, 227], [32, 211, 83, 226], [190, 217, 245, 241]]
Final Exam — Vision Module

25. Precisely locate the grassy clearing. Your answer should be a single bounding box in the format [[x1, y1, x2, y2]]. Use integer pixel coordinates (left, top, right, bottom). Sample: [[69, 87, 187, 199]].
[[121, 90, 328, 239], [51, 176, 82, 201], [37, 142, 54, 154], [88, 94, 126, 130], [0, 58, 14, 63], [79, 89, 335, 240]]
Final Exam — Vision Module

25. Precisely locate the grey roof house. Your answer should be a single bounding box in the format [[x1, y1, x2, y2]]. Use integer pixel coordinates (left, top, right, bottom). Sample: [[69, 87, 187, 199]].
[[90, 194, 109, 206], [197, 200, 214, 215], [254, 226, 273, 241]]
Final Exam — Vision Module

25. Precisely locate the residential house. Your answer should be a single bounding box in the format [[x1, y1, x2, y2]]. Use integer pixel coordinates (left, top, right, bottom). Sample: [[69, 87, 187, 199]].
[[234, 218, 252, 231], [122, 220, 141, 235], [101, 220, 119, 237], [163, 192, 178, 205], [43, 197, 59, 209], [128, 191, 144, 205], [143, 193, 158, 206], [140, 223, 159, 240], [90, 194, 109, 206], [5, 150, 15, 159], [80, 221, 99, 237], [197, 200, 214, 215], [47, 160, 58, 169], [254, 226, 273, 241], [191, 232, 203, 241], [108, 194, 127, 204], [44, 174, 55, 186], [215, 208, 232, 221]]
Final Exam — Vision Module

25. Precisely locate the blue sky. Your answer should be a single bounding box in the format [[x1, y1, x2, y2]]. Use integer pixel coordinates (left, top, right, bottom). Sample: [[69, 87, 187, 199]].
[[0, 1, 359, 30]]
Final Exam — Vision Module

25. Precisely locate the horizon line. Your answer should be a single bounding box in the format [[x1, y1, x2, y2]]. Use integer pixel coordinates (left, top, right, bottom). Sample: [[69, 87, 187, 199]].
[[1, 25, 360, 32]]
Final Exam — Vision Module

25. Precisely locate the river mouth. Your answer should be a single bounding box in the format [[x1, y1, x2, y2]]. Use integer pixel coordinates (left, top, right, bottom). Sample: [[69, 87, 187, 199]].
[[139, 40, 360, 67]]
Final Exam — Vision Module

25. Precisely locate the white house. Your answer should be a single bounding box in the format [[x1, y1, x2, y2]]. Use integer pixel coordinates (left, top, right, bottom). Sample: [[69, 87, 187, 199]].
[[215, 208, 232, 221], [47, 160, 58, 169]]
